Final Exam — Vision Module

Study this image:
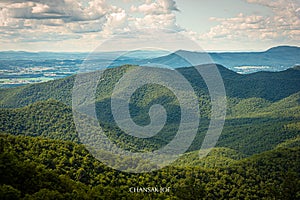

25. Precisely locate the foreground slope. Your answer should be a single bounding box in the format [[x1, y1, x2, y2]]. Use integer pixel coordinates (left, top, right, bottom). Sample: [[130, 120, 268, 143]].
[[1, 134, 299, 199]]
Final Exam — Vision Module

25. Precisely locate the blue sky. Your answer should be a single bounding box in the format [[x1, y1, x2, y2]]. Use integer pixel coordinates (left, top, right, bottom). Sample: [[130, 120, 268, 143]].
[[0, 0, 299, 52]]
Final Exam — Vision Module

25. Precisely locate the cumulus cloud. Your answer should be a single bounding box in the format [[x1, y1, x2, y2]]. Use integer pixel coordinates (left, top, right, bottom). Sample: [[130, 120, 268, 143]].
[[0, 0, 186, 50], [0, 0, 115, 46], [200, 0, 300, 45], [131, 0, 179, 15], [0, 0, 181, 46], [101, 9, 129, 36], [1, 0, 108, 21], [133, 13, 180, 31], [1, 0, 299, 52], [129, 0, 181, 31]]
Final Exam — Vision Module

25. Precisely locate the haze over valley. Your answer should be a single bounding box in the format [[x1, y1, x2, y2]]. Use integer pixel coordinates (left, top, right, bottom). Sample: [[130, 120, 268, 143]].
[[1, 45, 299, 88]]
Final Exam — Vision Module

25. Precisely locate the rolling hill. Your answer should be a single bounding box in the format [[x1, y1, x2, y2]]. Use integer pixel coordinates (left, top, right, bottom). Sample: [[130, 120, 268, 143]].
[[1, 65, 299, 156], [1, 64, 300, 109], [1, 62, 300, 199]]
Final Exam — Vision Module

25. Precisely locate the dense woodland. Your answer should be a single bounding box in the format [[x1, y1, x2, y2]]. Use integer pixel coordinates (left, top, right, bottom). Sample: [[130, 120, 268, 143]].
[[1, 65, 300, 199], [1, 134, 299, 199]]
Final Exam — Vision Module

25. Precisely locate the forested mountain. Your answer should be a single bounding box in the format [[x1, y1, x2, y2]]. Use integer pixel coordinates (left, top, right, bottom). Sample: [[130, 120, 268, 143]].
[[0, 100, 78, 142], [1, 64, 300, 109], [1, 64, 300, 199], [1, 134, 299, 199], [1, 65, 300, 154], [1, 91, 299, 156]]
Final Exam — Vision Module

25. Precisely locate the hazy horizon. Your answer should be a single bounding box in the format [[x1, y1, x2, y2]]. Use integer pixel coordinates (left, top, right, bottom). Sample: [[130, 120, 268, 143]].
[[1, 45, 299, 54]]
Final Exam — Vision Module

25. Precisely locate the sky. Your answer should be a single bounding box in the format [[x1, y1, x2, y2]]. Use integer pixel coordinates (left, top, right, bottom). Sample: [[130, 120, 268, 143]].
[[0, 0, 299, 52]]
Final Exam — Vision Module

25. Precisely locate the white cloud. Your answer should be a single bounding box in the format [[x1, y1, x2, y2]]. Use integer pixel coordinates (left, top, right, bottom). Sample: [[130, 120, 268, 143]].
[[200, 0, 300, 44], [129, 0, 181, 31], [0, 0, 109, 27], [2, 0, 297, 52], [9, 0, 107, 21], [102, 9, 129, 36], [0, 0, 180, 41], [131, 0, 179, 15], [134, 13, 182, 31], [0, 0, 113, 46], [0, 0, 185, 51]]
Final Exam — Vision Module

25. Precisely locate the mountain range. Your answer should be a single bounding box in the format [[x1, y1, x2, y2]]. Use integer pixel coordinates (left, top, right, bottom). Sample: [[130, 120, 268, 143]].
[[1, 64, 300, 155], [137, 46, 300, 73], [0, 49, 300, 199]]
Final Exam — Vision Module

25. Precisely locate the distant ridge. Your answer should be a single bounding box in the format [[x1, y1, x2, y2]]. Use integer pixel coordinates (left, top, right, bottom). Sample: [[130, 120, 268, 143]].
[[0, 45, 299, 88], [1, 45, 298, 53], [265, 45, 300, 53], [141, 45, 300, 72]]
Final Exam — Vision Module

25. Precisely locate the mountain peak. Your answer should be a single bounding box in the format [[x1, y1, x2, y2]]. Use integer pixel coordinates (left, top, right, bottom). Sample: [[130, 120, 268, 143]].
[[293, 65, 300, 70], [266, 45, 300, 53], [174, 49, 192, 53]]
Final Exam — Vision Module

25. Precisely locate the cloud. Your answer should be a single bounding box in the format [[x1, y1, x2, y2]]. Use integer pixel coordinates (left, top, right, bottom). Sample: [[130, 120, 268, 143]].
[[66, 20, 104, 33], [0, 0, 185, 50], [102, 9, 129, 36], [0, 0, 114, 46], [2, 0, 108, 22], [132, 13, 181, 31], [200, 0, 300, 44], [129, 0, 181, 31], [131, 0, 179, 15], [0, 23, 81, 44]]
